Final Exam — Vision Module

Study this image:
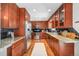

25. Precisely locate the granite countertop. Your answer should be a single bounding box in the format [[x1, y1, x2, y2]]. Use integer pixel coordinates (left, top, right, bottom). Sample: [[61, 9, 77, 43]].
[[46, 32, 79, 43], [0, 36, 25, 48]]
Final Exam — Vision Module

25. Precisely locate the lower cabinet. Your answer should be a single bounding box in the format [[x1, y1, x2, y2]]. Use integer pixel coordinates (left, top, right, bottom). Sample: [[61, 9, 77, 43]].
[[7, 46, 12, 56], [51, 37, 60, 56], [47, 35, 60, 56], [59, 43, 74, 56], [31, 32, 35, 39], [40, 32, 48, 39], [46, 33, 74, 56], [12, 38, 26, 56], [31, 32, 48, 39]]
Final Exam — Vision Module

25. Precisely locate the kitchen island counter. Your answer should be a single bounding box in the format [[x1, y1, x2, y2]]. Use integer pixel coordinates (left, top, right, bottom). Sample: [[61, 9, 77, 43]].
[[45, 32, 79, 56], [0, 36, 25, 56], [46, 32, 79, 43], [0, 36, 25, 48]]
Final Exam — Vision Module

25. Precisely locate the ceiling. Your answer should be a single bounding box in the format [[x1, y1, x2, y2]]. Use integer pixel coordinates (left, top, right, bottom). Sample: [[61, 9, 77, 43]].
[[17, 3, 62, 21]]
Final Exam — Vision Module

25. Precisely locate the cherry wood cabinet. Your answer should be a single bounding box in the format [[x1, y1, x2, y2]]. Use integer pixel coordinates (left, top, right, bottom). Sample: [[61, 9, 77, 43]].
[[32, 21, 48, 29], [45, 33, 74, 56], [46, 34, 60, 56], [25, 9, 30, 21], [50, 36, 60, 56], [14, 8, 26, 36], [12, 37, 25, 56], [48, 20, 52, 28], [48, 3, 72, 29], [8, 4, 19, 29], [52, 15, 55, 28], [40, 32, 45, 39], [1, 3, 9, 28], [7, 46, 12, 56], [31, 32, 35, 39], [40, 32, 48, 39], [59, 3, 72, 28], [14, 8, 30, 36], [54, 11, 60, 28], [0, 3, 1, 28], [31, 32, 48, 39], [59, 43, 74, 56], [1, 3, 19, 29]]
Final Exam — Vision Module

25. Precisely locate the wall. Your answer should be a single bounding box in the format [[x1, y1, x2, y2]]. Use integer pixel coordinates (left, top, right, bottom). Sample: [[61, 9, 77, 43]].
[[31, 21, 48, 29], [73, 3, 79, 33]]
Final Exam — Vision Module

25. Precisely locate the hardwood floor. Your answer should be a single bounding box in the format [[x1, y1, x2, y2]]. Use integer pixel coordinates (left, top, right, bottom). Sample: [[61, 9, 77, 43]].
[[23, 39, 55, 56], [23, 39, 35, 56]]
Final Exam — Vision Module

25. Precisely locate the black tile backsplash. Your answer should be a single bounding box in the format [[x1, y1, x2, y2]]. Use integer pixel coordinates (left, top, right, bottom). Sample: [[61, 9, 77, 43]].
[[1, 29, 15, 39]]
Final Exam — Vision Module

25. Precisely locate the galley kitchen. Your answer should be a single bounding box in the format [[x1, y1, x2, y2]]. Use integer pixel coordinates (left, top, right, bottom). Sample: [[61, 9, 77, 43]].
[[0, 3, 79, 56]]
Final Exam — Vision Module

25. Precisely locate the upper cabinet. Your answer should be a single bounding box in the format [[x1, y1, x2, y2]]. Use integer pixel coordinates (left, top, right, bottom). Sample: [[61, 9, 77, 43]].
[[48, 3, 72, 28], [63, 3, 72, 28], [25, 9, 30, 21], [52, 15, 55, 28], [1, 3, 19, 29], [0, 4, 1, 28], [59, 5, 65, 27], [48, 19, 52, 28], [14, 8, 30, 36], [55, 11, 59, 28]]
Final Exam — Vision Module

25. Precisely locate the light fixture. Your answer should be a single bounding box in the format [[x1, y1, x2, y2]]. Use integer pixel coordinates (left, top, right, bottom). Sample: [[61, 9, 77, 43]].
[[33, 9, 36, 12], [48, 9, 51, 12]]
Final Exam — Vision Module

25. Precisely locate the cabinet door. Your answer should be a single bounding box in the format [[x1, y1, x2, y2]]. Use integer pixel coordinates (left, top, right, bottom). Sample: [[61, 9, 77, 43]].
[[65, 3, 72, 28], [1, 3, 9, 28], [59, 3, 72, 28], [1, 3, 19, 29], [40, 32, 48, 39], [52, 38, 59, 56], [14, 8, 25, 36], [48, 20, 52, 28], [0, 3, 1, 28], [7, 46, 12, 56], [59, 5, 65, 28], [12, 38, 25, 56], [17, 7, 20, 28], [9, 4, 18, 29], [55, 11, 59, 28], [52, 16, 55, 28], [52, 21, 54, 28], [55, 20, 58, 28], [59, 43, 74, 56]]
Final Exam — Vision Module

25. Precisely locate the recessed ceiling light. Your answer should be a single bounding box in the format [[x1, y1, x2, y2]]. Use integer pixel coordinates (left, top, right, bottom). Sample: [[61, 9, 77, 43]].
[[33, 9, 36, 12], [48, 9, 51, 12]]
